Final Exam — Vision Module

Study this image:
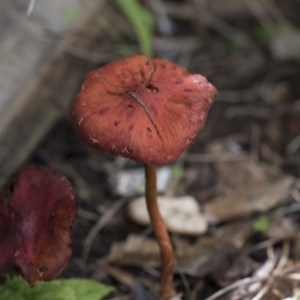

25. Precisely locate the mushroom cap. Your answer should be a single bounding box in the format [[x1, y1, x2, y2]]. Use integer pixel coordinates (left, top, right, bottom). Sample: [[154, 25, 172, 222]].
[[71, 55, 217, 165], [0, 165, 78, 285]]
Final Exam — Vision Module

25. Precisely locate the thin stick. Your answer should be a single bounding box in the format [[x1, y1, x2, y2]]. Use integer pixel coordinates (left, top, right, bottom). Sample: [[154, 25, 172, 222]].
[[128, 91, 161, 138], [145, 164, 174, 300], [81, 198, 129, 265], [26, 0, 35, 17]]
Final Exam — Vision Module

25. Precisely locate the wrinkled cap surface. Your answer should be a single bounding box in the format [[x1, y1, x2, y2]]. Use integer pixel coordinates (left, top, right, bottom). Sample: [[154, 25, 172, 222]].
[[71, 55, 217, 165], [0, 165, 78, 286]]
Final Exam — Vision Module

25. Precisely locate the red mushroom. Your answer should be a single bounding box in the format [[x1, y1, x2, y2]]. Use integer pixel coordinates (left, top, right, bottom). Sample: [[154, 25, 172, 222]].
[[0, 165, 78, 286], [71, 55, 216, 165], [71, 55, 217, 299]]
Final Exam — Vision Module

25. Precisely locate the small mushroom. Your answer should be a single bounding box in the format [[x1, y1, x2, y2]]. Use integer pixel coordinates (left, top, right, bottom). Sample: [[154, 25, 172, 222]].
[[71, 55, 216, 165], [71, 55, 217, 299], [0, 165, 78, 286]]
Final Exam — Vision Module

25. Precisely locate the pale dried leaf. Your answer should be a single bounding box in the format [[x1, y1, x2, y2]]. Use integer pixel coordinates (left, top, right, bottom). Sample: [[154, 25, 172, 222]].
[[128, 196, 207, 235], [204, 176, 294, 224], [108, 234, 160, 267], [207, 139, 271, 188]]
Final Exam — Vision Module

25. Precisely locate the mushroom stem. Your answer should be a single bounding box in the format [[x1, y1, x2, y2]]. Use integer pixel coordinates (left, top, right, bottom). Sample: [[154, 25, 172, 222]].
[[145, 164, 174, 300]]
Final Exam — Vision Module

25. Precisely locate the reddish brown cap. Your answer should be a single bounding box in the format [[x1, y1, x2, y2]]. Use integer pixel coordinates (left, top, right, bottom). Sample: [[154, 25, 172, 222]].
[[71, 55, 217, 165], [0, 165, 78, 286]]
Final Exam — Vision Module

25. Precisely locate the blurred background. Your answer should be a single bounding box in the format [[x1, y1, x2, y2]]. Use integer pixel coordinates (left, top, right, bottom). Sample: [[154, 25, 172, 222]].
[[1, 0, 300, 299]]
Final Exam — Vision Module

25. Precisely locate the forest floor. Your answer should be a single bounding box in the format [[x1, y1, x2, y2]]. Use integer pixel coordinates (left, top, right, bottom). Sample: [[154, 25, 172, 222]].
[[12, 0, 300, 299]]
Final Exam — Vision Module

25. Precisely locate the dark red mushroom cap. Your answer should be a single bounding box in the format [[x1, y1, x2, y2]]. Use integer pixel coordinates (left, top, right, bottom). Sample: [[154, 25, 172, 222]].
[[0, 165, 78, 286], [71, 55, 217, 165]]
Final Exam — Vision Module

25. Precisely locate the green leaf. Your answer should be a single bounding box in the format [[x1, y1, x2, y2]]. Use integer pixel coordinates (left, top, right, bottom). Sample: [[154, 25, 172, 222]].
[[0, 277, 30, 300], [137, 183, 145, 194], [253, 216, 269, 233], [0, 277, 114, 300], [62, 7, 78, 22], [114, 0, 154, 56], [228, 34, 246, 51], [171, 166, 184, 179], [253, 25, 273, 44]]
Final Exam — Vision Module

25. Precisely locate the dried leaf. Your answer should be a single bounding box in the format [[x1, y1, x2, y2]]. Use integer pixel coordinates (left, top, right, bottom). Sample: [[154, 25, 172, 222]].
[[108, 234, 160, 267], [207, 138, 270, 188], [128, 196, 207, 235], [204, 176, 294, 224]]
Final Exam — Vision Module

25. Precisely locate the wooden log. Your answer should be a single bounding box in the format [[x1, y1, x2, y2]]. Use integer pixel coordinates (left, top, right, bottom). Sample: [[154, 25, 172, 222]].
[[0, 1, 123, 187]]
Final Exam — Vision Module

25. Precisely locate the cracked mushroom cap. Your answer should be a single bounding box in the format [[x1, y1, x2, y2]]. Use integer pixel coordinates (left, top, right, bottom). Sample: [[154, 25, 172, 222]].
[[0, 165, 78, 286], [71, 55, 217, 165]]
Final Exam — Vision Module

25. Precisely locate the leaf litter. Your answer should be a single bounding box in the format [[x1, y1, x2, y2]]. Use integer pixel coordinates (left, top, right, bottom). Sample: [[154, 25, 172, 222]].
[[3, 0, 300, 299]]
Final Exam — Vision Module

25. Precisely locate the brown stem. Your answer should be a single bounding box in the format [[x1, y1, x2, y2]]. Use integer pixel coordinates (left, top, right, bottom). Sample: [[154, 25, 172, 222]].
[[145, 164, 174, 300]]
